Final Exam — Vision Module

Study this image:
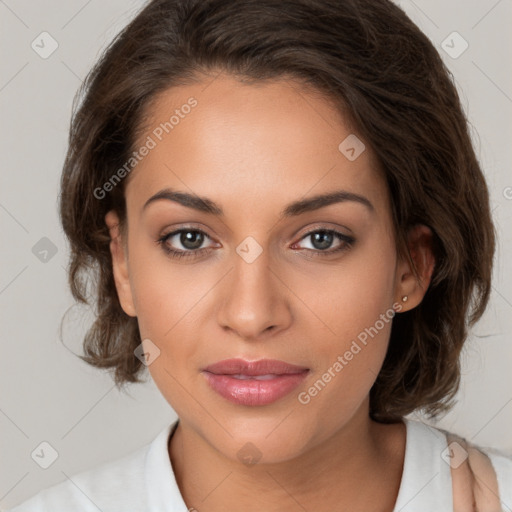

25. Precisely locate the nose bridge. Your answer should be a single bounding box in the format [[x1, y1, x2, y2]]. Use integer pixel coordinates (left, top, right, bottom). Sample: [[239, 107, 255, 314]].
[[217, 237, 291, 339]]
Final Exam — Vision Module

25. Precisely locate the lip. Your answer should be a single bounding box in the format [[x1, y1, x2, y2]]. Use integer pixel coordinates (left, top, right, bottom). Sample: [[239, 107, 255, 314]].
[[201, 358, 310, 406]]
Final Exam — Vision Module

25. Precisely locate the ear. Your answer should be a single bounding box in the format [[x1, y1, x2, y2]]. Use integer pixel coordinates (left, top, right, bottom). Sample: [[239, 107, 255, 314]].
[[394, 224, 436, 312], [105, 210, 137, 317]]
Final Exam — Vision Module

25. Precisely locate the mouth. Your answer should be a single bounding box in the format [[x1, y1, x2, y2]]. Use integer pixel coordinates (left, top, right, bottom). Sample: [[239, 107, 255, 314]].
[[201, 358, 310, 406]]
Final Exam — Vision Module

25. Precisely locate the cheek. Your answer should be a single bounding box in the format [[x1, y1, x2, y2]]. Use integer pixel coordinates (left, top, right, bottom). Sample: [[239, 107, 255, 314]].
[[126, 232, 202, 337], [307, 236, 396, 348], [300, 298, 395, 422], [297, 233, 397, 406], [126, 241, 212, 377], [129, 252, 202, 407]]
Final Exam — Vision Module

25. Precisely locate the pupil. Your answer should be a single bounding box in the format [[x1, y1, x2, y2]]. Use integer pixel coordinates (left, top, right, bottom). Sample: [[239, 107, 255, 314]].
[[312, 231, 332, 250], [181, 231, 203, 249]]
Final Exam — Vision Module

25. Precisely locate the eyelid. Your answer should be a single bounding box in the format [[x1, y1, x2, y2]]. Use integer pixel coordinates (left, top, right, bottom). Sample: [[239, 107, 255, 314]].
[[158, 226, 218, 247], [158, 222, 352, 245], [294, 222, 353, 237], [159, 222, 214, 239]]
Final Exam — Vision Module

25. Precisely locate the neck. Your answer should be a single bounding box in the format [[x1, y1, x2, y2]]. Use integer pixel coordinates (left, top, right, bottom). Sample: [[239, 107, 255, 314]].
[[168, 403, 405, 512]]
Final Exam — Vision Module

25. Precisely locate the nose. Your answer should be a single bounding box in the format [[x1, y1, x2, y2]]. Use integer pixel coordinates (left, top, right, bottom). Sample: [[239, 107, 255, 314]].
[[216, 248, 293, 341]]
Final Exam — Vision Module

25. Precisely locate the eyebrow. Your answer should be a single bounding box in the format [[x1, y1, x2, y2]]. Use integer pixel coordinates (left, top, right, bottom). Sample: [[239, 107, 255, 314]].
[[142, 187, 374, 217]]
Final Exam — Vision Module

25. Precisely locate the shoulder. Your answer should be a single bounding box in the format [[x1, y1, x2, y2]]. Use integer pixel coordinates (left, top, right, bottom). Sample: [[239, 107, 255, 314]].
[[393, 418, 511, 511], [5, 431, 160, 512], [481, 446, 512, 507], [409, 418, 512, 508]]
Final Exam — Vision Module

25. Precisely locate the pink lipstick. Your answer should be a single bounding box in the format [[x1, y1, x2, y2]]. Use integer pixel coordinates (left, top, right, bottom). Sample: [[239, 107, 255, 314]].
[[201, 358, 309, 406]]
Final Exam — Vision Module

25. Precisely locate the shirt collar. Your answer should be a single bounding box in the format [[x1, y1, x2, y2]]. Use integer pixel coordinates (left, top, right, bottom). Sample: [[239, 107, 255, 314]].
[[145, 419, 189, 512], [145, 417, 452, 511], [392, 418, 453, 511]]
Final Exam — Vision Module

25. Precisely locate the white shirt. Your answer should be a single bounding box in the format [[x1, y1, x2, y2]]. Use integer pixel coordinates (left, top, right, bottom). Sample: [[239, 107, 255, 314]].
[[7, 418, 512, 511]]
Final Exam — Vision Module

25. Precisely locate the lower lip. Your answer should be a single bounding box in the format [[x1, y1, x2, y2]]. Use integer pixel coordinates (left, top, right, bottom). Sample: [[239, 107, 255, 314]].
[[202, 371, 309, 406]]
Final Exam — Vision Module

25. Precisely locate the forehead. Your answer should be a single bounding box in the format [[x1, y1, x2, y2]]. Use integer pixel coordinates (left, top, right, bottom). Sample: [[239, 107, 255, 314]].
[[125, 73, 390, 219]]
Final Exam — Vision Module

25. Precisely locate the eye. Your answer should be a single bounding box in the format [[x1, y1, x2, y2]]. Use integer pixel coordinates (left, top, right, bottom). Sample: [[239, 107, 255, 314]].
[[157, 228, 216, 260], [156, 226, 355, 261], [292, 229, 355, 257]]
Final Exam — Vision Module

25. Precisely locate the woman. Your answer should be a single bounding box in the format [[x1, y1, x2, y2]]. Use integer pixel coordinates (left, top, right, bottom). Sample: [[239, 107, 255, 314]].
[[8, 0, 511, 510]]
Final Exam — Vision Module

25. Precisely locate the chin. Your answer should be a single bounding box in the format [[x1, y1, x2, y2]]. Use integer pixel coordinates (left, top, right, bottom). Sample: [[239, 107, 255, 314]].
[[203, 410, 325, 465]]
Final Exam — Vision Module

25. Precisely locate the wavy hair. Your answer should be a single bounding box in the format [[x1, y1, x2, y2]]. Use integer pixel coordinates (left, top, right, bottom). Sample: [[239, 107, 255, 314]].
[[60, 0, 495, 422]]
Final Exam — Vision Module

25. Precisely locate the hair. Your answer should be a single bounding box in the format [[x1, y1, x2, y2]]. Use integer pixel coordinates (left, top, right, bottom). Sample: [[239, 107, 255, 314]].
[[60, 0, 495, 422]]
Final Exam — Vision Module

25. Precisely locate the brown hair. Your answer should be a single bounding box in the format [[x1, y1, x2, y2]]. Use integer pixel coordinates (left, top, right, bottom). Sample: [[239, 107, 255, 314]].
[[60, 0, 495, 422]]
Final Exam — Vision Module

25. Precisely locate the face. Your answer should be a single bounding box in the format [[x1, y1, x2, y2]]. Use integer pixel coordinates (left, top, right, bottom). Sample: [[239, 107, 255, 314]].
[[106, 73, 430, 464]]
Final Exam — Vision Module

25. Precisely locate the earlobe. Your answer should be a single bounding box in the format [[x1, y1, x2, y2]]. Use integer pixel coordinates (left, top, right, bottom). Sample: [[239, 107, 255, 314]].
[[394, 224, 436, 312], [105, 210, 137, 317]]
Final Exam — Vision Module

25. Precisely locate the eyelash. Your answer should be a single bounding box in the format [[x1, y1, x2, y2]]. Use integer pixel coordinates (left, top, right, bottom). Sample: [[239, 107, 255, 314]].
[[156, 227, 355, 261]]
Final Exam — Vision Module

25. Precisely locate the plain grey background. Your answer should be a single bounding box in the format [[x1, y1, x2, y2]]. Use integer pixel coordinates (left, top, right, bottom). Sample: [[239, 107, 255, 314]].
[[1, 0, 511, 509]]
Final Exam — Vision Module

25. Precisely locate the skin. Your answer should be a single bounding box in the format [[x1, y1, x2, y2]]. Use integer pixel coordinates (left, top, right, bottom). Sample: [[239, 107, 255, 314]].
[[106, 72, 435, 512]]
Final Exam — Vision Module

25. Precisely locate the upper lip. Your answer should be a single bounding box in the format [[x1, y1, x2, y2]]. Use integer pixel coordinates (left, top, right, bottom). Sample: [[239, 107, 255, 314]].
[[203, 358, 309, 376]]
